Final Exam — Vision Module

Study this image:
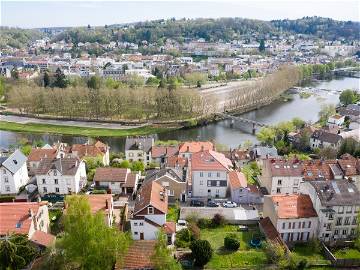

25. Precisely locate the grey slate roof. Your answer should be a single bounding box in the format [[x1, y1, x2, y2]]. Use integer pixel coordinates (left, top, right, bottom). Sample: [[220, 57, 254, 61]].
[[36, 158, 81, 176], [0, 149, 27, 174], [311, 130, 342, 144], [145, 168, 185, 183], [309, 180, 360, 206], [253, 146, 278, 158], [125, 136, 154, 152]]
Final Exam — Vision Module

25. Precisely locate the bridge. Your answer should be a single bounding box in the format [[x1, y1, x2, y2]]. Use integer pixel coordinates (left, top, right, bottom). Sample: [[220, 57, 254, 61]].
[[332, 67, 360, 78], [217, 112, 269, 133]]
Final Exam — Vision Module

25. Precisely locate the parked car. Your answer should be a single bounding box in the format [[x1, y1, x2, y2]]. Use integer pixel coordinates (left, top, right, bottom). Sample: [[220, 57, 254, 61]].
[[176, 219, 188, 232], [190, 200, 204, 207], [207, 201, 219, 207], [223, 201, 237, 208]]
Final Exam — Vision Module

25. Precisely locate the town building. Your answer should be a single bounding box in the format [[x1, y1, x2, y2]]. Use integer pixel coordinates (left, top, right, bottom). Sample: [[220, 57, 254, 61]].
[[87, 194, 114, 227], [263, 194, 318, 244], [228, 171, 263, 204], [178, 141, 214, 158], [300, 180, 360, 243], [35, 158, 87, 196], [125, 136, 154, 166], [310, 130, 342, 149], [93, 167, 139, 195], [151, 145, 178, 166], [0, 150, 29, 195]]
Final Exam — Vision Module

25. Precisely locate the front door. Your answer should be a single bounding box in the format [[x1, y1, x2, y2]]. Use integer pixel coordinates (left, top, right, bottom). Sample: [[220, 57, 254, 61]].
[[140, 232, 144, 240]]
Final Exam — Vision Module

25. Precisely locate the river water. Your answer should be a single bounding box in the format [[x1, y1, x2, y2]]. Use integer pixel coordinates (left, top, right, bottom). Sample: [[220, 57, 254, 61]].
[[0, 77, 358, 152]]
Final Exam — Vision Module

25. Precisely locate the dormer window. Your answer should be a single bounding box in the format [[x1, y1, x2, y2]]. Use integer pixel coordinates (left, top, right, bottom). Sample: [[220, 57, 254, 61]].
[[13, 160, 18, 165], [148, 207, 154, 214], [53, 170, 57, 176]]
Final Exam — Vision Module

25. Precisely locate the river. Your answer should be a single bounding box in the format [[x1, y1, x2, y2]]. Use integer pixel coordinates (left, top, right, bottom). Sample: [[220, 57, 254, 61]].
[[0, 77, 358, 152]]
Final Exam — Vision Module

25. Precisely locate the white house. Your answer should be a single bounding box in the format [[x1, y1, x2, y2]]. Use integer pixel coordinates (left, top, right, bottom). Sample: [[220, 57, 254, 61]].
[[228, 171, 263, 204], [300, 180, 360, 243], [35, 158, 87, 196], [263, 194, 318, 244], [191, 150, 233, 198], [125, 136, 154, 166], [310, 130, 342, 150], [130, 181, 175, 245], [0, 150, 29, 195], [328, 114, 345, 128], [259, 159, 303, 195]]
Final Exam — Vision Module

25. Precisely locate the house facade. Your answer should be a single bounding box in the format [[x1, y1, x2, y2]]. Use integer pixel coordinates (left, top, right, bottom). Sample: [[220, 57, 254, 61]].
[[228, 171, 263, 204], [310, 130, 342, 149], [263, 194, 318, 244], [0, 150, 29, 195], [178, 141, 214, 159], [125, 136, 154, 165], [300, 180, 360, 243], [35, 158, 87, 196]]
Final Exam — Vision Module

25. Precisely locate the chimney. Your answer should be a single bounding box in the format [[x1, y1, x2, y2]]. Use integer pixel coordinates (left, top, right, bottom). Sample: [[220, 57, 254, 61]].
[[105, 199, 109, 209], [186, 146, 190, 152], [201, 145, 204, 152]]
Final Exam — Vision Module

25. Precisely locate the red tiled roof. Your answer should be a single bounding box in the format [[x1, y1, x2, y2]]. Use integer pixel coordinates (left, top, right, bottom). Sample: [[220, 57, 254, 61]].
[[266, 159, 303, 177], [151, 146, 178, 158], [0, 202, 46, 235], [163, 221, 176, 234], [94, 168, 130, 182], [86, 194, 113, 214], [134, 181, 168, 215], [191, 150, 232, 171], [30, 231, 55, 247], [270, 194, 317, 219], [122, 173, 138, 188], [167, 156, 188, 168], [70, 144, 104, 158], [179, 141, 214, 153], [259, 217, 286, 247], [337, 157, 358, 176], [228, 171, 247, 189], [302, 160, 336, 181], [28, 148, 57, 162], [116, 240, 156, 270]]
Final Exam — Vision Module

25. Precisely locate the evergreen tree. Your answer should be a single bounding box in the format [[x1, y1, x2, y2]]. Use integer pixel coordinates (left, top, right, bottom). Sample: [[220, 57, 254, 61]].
[[43, 72, 50, 87], [53, 68, 68, 88], [259, 39, 266, 52]]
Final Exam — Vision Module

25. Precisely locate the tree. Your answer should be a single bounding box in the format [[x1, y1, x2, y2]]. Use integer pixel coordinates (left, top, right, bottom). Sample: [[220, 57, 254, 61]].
[[292, 117, 305, 129], [146, 77, 160, 87], [259, 39, 266, 52], [318, 104, 336, 126], [264, 241, 287, 264], [0, 234, 38, 270], [53, 68, 68, 88], [319, 146, 337, 159], [11, 68, 19, 79], [224, 233, 240, 250], [339, 89, 358, 105], [58, 195, 129, 270], [131, 161, 145, 172], [87, 76, 102, 89], [189, 239, 213, 267], [257, 127, 276, 145], [43, 72, 50, 87], [150, 231, 181, 270]]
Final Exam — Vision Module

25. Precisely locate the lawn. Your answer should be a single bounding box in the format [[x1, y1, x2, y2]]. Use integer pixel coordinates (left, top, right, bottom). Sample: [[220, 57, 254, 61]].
[[167, 205, 179, 222], [49, 209, 63, 235], [200, 225, 268, 269], [291, 243, 330, 265], [0, 121, 172, 137], [333, 248, 360, 259]]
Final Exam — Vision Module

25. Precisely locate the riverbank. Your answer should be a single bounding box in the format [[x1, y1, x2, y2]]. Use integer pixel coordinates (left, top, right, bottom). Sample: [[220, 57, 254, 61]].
[[0, 121, 173, 137]]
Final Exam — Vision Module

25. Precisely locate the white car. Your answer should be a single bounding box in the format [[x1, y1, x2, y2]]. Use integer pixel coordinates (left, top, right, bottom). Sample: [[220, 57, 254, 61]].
[[223, 201, 237, 208], [176, 219, 188, 232]]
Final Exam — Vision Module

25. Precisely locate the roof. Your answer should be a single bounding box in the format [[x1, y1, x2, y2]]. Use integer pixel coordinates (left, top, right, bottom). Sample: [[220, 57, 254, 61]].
[[30, 231, 55, 247], [69, 143, 106, 158], [253, 146, 278, 158], [178, 141, 214, 153], [308, 180, 360, 206], [228, 171, 247, 189], [28, 148, 58, 162], [0, 202, 46, 235], [270, 194, 318, 219], [134, 181, 168, 215], [302, 160, 337, 181], [1, 149, 27, 174], [36, 158, 81, 175], [86, 194, 113, 214], [122, 173, 138, 188], [163, 221, 176, 234], [311, 130, 342, 144], [145, 168, 185, 183], [191, 150, 233, 171], [125, 136, 154, 152], [116, 240, 156, 270], [338, 154, 358, 176], [166, 156, 188, 168], [94, 167, 130, 182], [266, 159, 303, 177], [259, 217, 286, 247], [151, 145, 178, 158]]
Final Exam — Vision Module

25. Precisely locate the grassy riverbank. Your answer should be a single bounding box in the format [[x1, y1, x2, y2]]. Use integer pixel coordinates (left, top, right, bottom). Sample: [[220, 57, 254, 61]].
[[0, 121, 173, 137]]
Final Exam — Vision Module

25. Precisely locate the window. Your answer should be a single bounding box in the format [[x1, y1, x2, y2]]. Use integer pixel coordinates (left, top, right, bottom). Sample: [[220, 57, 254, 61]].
[[288, 223, 291, 229], [5, 186, 10, 192], [282, 223, 285, 229], [352, 217, 357, 225], [355, 206, 359, 213], [148, 207, 154, 214], [139, 222, 143, 226], [53, 170, 57, 176], [55, 187, 60, 193], [129, 153, 134, 157], [200, 180, 203, 185], [326, 224, 331, 231], [336, 217, 342, 226], [216, 181, 220, 187], [350, 228, 355, 235], [3, 169, 6, 174], [54, 179, 58, 185], [200, 172, 204, 177], [302, 221, 306, 228], [111, 182, 115, 185], [346, 206, 352, 213], [298, 222, 301, 229], [208, 172, 211, 177], [4, 176, 8, 183], [134, 222, 138, 226], [43, 187, 47, 193], [342, 229, 347, 235], [216, 172, 220, 177], [276, 188, 281, 193], [292, 222, 296, 229], [338, 206, 344, 214], [42, 179, 46, 184], [344, 217, 350, 225], [308, 221, 311, 228], [277, 179, 282, 185], [134, 232, 138, 235], [328, 213, 334, 220], [334, 229, 339, 235], [294, 179, 299, 186], [68, 187, 71, 193]]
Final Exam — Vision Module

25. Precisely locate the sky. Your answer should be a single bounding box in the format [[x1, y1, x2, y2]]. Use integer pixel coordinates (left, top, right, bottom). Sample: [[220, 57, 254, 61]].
[[1, 0, 359, 28]]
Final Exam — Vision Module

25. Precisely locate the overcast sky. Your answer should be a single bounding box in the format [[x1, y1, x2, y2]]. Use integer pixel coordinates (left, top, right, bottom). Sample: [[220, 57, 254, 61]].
[[1, 0, 359, 28]]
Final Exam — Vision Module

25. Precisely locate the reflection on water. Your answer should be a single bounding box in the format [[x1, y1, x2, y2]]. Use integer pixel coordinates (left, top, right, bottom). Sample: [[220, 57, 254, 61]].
[[0, 77, 359, 151]]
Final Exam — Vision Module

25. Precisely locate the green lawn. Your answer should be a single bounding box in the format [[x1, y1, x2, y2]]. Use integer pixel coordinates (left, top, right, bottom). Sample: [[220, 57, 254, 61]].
[[333, 248, 360, 259], [167, 205, 179, 222], [200, 225, 268, 269], [0, 121, 171, 137], [291, 244, 329, 265]]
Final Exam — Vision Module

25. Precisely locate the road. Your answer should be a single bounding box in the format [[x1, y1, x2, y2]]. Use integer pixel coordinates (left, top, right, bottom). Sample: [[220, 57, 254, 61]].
[[0, 114, 147, 129]]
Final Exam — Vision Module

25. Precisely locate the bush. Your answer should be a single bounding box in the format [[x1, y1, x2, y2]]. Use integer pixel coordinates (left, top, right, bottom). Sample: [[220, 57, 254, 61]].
[[224, 233, 240, 250], [175, 228, 192, 248], [212, 214, 226, 227], [197, 218, 213, 229], [188, 223, 200, 240], [0, 195, 15, 202], [92, 189, 107, 194], [190, 239, 213, 267], [264, 241, 286, 264]]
